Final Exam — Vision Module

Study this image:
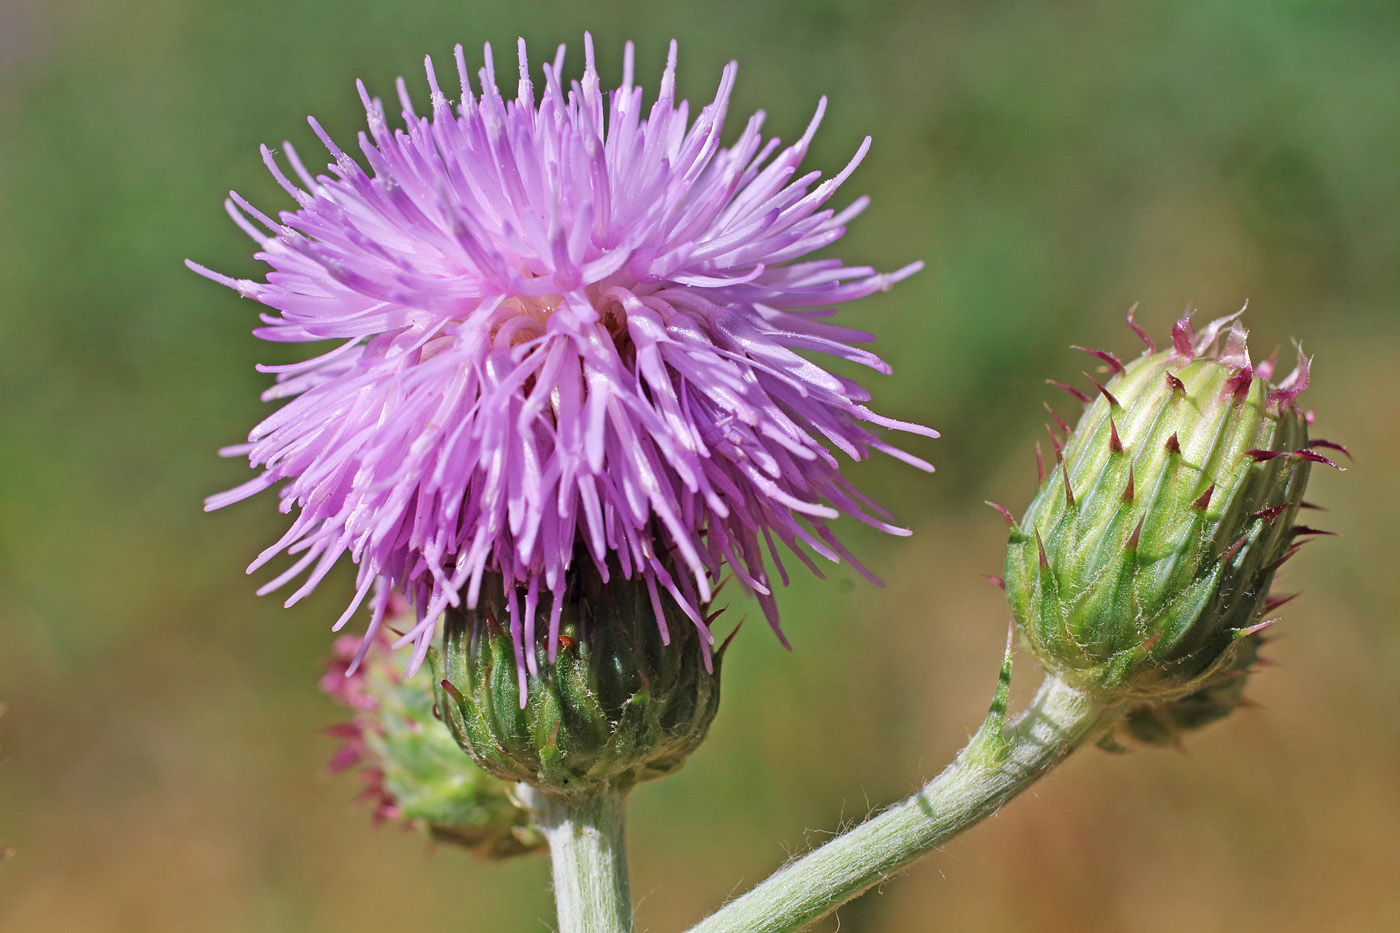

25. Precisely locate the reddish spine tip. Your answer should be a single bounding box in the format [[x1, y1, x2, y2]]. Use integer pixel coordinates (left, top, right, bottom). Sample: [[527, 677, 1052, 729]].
[[1061, 464, 1075, 507], [1299, 500, 1326, 511], [1221, 532, 1251, 564], [719, 618, 745, 655], [1307, 439, 1352, 460], [984, 574, 1006, 590], [1293, 450, 1340, 469], [1122, 464, 1135, 503], [1246, 448, 1283, 462], [1035, 442, 1046, 483], [1126, 303, 1155, 353], [1172, 312, 1196, 358], [1084, 372, 1121, 407], [1222, 366, 1254, 404], [1043, 401, 1071, 437], [1290, 526, 1339, 538], [1127, 513, 1145, 549], [1252, 504, 1288, 523], [985, 500, 1017, 527], [1136, 629, 1164, 653], [1108, 417, 1124, 454], [1263, 592, 1299, 613], [1165, 433, 1182, 455], [1192, 484, 1215, 511], [1073, 346, 1126, 377], [1046, 424, 1064, 462], [1036, 532, 1050, 570], [1238, 618, 1279, 639], [1048, 379, 1092, 405], [1256, 350, 1278, 382], [1165, 371, 1187, 397], [1264, 541, 1307, 573]]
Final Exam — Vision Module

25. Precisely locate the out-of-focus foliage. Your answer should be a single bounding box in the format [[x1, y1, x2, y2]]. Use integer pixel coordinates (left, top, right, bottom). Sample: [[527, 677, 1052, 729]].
[[1, 1, 1395, 930]]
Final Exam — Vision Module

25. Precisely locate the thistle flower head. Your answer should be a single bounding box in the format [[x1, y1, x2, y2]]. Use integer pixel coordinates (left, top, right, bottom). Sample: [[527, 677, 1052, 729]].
[[1002, 308, 1336, 706], [192, 36, 935, 675]]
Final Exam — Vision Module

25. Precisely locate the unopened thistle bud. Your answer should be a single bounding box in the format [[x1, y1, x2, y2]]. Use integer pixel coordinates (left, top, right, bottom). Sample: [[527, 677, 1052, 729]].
[[1003, 309, 1338, 708], [322, 621, 544, 858], [432, 561, 724, 796]]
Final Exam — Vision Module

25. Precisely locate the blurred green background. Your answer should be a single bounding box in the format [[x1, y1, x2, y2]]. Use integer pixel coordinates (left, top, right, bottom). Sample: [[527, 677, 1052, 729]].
[[2, 0, 1396, 930]]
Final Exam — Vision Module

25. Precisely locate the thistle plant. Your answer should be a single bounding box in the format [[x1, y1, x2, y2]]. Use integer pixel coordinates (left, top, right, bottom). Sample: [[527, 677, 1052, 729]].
[[193, 34, 1340, 933]]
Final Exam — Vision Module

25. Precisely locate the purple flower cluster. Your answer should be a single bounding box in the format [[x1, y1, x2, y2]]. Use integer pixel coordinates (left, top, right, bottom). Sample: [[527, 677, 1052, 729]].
[[193, 36, 934, 675]]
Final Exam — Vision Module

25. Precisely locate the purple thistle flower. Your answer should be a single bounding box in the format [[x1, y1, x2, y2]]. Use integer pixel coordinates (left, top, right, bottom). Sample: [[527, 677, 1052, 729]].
[[192, 36, 936, 676]]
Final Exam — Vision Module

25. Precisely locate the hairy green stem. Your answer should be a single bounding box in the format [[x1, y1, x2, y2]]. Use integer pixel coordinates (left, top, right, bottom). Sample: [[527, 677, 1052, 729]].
[[687, 674, 1112, 933], [518, 785, 634, 933]]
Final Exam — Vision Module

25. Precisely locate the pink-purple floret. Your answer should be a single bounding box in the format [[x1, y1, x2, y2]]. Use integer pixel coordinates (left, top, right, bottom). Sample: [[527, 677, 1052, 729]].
[[192, 36, 936, 677]]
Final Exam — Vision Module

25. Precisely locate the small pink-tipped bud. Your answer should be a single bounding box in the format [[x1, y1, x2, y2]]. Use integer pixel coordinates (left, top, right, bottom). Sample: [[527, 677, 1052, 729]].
[[321, 619, 545, 858], [1003, 310, 1330, 718]]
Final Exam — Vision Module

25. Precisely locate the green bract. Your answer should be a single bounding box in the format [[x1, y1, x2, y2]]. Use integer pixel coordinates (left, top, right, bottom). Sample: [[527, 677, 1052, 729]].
[[432, 566, 723, 797], [1004, 312, 1330, 706]]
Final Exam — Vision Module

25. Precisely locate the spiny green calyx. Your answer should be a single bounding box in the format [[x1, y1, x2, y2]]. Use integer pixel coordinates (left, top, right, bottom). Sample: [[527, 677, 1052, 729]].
[[1002, 309, 1339, 709], [432, 563, 723, 796]]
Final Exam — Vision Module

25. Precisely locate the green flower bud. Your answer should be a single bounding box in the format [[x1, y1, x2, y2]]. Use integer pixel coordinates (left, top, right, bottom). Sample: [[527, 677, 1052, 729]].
[[432, 562, 723, 796], [1003, 310, 1337, 707], [322, 620, 544, 858]]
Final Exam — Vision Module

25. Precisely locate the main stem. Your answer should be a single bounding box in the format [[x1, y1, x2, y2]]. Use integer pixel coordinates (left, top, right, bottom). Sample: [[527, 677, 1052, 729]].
[[688, 674, 1112, 933], [518, 785, 634, 933]]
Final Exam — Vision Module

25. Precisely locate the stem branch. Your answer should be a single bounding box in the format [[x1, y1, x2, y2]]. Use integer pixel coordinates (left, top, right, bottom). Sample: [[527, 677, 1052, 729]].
[[688, 674, 1111, 933]]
